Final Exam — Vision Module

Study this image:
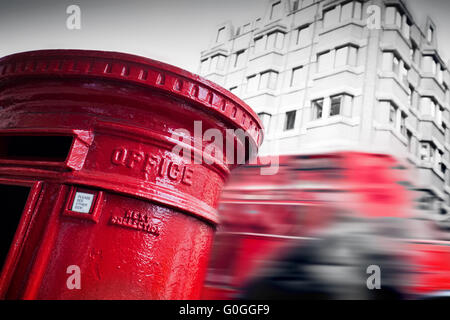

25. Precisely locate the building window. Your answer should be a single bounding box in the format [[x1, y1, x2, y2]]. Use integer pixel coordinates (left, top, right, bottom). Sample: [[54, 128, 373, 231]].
[[229, 86, 238, 94], [323, 6, 340, 29], [399, 62, 409, 85], [437, 65, 444, 84], [236, 23, 252, 36], [385, 6, 412, 38], [302, 0, 314, 8], [436, 149, 445, 173], [444, 123, 449, 143], [407, 130, 413, 153], [284, 110, 296, 131], [247, 71, 279, 92], [259, 70, 278, 90], [340, 1, 362, 21], [400, 113, 407, 136], [312, 99, 324, 120], [335, 45, 358, 67], [402, 17, 411, 39], [437, 105, 444, 126], [234, 50, 246, 68], [200, 58, 209, 74], [421, 55, 443, 84], [389, 103, 397, 124], [385, 6, 402, 28], [393, 54, 400, 74], [294, 24, 311, 47], [247, 75, 258, 92], [266, 31, 285, 50], [340, 1, 353, 21], [317, 50, 333, 72], [290, 66, 305, 87], [330, 95, 343, 116], [254, 37, 265, 54], [323, 1, 362, 29], [422, 55, 436, 73], [382, 51, 409, 84], [420, 141, 447, 168], [409, 85, 416, 109], [427, 25, 434, 43], [420, 96, 437, 118], [242, 23, 251, 34], [420, 142, 435, 162], [258, 112, 271, 132], [311, 95, 353, 120], [386, 101, 407, 135], [270, 1, 282, 20], [410, 41, 419, 65], [210, 54, 226, 71], [316, 45, 359, 73], [445, 84, 450, 105], [440, 162, 447, 175], [216, 27, 225, 43]]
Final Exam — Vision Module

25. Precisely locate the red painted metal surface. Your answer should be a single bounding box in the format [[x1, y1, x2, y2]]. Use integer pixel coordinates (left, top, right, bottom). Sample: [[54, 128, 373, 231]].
[[409, 241, 450, 295], [0, 50, 262, 299]]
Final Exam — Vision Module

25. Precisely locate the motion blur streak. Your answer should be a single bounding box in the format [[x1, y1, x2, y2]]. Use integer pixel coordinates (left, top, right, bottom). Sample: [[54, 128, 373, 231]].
[[201, 152, 450, 300]]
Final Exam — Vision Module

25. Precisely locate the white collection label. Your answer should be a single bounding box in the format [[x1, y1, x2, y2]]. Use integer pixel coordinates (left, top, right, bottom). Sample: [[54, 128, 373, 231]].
[[71, 192, 95, 213]]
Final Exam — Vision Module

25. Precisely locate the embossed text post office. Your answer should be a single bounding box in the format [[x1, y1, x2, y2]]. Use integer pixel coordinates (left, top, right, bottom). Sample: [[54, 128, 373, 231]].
[[0, 50, 262, 299]]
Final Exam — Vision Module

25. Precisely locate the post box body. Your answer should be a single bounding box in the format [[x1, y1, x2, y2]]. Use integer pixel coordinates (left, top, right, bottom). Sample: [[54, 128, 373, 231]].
[[0, 50, 262, 299]]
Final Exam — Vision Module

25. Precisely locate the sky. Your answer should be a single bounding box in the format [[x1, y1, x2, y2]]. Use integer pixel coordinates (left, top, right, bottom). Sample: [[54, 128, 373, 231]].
[[0, 0, 450, 74]]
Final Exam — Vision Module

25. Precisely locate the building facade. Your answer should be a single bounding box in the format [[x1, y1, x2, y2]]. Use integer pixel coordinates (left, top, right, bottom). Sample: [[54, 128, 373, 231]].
[[198, 0, 450, 220]]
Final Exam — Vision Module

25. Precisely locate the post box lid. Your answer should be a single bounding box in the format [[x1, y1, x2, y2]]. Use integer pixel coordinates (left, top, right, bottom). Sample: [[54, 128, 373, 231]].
[[0, 49, 264, 149]]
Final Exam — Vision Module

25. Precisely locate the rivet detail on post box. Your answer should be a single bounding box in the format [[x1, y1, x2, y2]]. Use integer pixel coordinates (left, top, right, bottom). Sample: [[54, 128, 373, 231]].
[[63, 186, 104, 223]]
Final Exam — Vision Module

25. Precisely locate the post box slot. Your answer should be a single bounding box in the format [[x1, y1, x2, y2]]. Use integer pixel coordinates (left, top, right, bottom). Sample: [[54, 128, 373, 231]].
[[0, 135, 73, 162], [0, 184, 31, 272]]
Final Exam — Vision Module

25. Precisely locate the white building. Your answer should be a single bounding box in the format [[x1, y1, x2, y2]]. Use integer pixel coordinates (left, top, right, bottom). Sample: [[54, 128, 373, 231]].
[[198, 0, 450, 220]]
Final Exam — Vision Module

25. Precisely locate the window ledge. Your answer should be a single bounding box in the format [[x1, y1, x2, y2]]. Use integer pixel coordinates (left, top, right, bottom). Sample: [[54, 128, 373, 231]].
[[228, 66, 248, 73], [378, 71, 410, 95], [241, 90, 277, 100], [444, 185, 450, 194], [373, 124, 408, 144], [435, 167, 446, 181], [306, 115, 358, 129], [418, 72, 446, 92], [319, 19, 366, 37], [445, 143, 450, 152], [289, 1, 316, 15], [409, 106, 420, 118], [416, 115, 446, 134], [279, 128, 301, 139], [202, 70, 227, 78], [407, 153, 420, 166], [313, 65, 364, 81], [254, 21, 288, 37], [288, 43, 313, 52], [281, 86, 308, 95], [200, 46, 229, 58], [417, 163, 446, 182], [249, 49, 284, 61], [382, 25, 411, 47], [409, 61, 421, 74]]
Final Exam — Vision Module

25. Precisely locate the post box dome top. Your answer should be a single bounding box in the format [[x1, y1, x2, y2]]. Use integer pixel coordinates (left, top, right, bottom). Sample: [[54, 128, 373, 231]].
[[0, 49, 263, 148]]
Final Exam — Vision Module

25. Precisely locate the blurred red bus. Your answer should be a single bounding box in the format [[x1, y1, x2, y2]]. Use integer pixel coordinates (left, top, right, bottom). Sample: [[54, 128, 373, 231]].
[[201, 152, 450, 299]]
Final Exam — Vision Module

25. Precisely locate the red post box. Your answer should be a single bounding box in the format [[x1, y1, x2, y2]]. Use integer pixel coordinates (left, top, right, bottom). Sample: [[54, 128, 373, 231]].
[[0, 50, 262, 299]]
